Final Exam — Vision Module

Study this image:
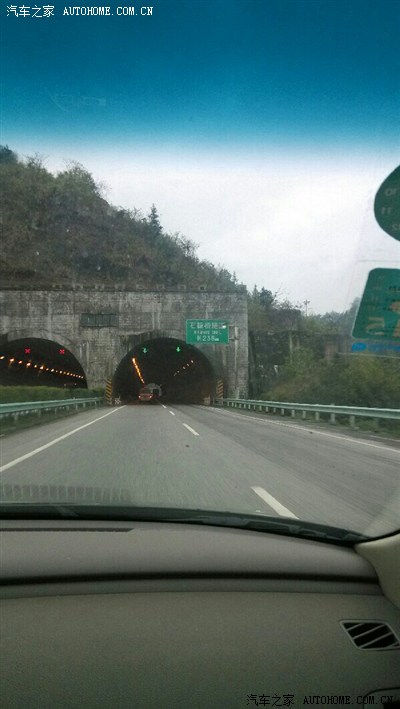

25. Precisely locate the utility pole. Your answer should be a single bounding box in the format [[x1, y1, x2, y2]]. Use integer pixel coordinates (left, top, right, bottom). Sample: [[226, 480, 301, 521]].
[[303, 299, 310, 317]]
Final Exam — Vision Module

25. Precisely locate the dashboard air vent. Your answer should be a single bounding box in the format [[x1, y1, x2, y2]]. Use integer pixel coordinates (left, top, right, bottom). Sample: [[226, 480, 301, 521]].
[[341, 621, 400, 650]]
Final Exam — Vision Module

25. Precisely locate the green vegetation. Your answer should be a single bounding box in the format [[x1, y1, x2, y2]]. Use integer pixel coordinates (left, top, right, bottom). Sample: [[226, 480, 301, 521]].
[[0, 146, 239, 290], [0, 386, 104, 403], [266, 348, 400, 408], [247, 287, 400, 412]]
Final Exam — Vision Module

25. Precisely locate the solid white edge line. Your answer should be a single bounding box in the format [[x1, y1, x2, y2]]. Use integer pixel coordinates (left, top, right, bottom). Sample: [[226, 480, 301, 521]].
[[251, 486, 298, 519], [169, 410, 175, 416], [182, 423, 199, 436], [207, 407, 400, 454], [0, 407, 125, 473]]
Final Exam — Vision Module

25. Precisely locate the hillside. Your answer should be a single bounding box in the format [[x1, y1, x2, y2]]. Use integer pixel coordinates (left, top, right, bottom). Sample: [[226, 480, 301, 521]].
[[0, 146, 239, 291]]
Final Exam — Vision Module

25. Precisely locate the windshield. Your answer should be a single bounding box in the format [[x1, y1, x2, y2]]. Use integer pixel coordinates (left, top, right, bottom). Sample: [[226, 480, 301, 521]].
[[1, 0, 399, 542]]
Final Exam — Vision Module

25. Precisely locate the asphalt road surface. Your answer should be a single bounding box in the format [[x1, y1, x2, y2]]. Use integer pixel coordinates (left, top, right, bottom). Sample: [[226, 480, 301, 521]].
[[1, 403, 399, 536]]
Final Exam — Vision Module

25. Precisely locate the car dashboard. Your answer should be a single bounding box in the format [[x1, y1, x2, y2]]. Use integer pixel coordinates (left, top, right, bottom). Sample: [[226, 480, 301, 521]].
[[1, 520, 399, 708]]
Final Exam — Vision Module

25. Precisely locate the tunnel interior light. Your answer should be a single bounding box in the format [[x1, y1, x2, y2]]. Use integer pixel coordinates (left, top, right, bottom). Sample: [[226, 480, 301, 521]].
[[132, 357, 145, 385], [0, 344, 85, 384]]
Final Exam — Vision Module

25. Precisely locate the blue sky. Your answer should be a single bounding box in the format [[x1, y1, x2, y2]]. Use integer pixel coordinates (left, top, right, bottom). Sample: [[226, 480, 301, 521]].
[[1, 0, 399, 311]]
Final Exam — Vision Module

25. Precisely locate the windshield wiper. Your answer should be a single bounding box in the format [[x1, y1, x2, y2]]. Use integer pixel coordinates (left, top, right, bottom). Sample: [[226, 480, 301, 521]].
[[168, 513, 366, 543], [0, 503, 366, 545]]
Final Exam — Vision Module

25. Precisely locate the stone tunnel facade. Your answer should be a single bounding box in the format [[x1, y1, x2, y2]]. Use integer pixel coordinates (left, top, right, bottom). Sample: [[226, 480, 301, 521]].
[[0, 288, 248, 398]]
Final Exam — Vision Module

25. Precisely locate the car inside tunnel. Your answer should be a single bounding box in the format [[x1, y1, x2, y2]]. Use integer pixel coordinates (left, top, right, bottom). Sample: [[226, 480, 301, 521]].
[[0, 338, 87, 389], [113, 337, 215, 404]]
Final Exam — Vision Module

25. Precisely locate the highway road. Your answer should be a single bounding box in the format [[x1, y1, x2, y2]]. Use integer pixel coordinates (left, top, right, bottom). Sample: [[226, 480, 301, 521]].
[[1, 403, 399, 536]]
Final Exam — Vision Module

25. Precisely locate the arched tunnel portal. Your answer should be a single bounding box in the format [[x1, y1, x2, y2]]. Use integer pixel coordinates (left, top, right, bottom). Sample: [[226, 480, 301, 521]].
[[0, 337, 87, 389], [113, 337, 216, 404]]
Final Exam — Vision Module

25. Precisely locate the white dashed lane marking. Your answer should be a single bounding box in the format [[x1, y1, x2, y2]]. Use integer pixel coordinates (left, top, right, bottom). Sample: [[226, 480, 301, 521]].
[[182, 423, 199, 437], [251, 486, 298, 519]]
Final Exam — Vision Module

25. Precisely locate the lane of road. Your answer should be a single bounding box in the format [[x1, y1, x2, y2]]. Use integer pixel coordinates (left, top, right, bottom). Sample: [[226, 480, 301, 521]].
[[1, 403, 399, 536], [173, 405, 400, 533]]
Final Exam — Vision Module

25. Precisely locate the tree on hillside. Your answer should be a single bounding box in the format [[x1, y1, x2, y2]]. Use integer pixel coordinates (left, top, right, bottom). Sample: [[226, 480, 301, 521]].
[[259, 287, 276, 310], [306, 298, 360, 335], [0, 145, 18, 164], [55, 162, 104, 201], [173, 233, 199, 259], [147, 204, 163, 239], [248, 286, 278, 331]]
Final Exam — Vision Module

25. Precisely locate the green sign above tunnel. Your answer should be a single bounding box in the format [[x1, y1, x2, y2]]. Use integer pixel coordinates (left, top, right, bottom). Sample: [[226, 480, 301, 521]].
[[186, 319, 229, 345]]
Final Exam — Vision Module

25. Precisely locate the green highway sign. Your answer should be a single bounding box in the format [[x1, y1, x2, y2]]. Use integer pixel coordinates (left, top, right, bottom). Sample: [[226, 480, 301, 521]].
[[352, 268, 400, 341], [186, 319, 229, 345], [374, 165, 400, 241]]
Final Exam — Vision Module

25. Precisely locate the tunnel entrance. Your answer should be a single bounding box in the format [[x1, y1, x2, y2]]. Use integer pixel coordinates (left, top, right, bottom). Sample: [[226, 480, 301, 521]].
[[113, 337, 215, 404], [0, 338, 87, 388]]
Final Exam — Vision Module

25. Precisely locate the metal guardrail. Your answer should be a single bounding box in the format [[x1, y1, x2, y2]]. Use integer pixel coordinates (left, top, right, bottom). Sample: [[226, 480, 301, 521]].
[[214, 398, 400, 426], [0, 397, 103, 421]]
